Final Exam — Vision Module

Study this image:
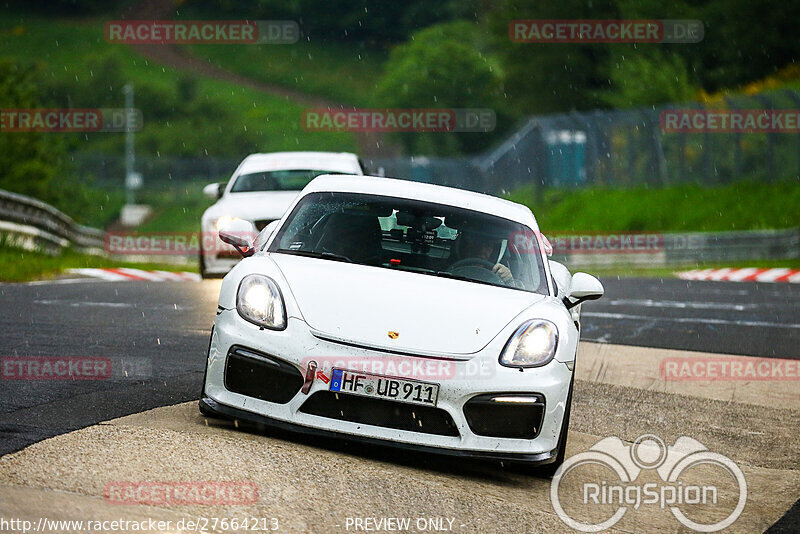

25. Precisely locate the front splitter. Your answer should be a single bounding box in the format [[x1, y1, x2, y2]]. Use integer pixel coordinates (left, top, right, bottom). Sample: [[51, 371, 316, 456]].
[[199, 396, 557, 466]]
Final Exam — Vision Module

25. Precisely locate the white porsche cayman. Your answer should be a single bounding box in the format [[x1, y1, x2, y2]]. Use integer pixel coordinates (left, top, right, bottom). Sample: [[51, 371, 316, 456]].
[[199, 175, 603, 473]]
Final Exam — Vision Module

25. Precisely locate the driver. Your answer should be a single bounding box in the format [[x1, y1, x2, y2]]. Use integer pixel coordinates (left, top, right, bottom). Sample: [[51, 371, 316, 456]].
[[456, 231, 514, 284]]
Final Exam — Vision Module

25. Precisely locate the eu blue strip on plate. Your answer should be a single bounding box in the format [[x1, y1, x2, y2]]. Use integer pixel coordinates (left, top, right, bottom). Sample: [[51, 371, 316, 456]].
[[330, 368, 343, 391]]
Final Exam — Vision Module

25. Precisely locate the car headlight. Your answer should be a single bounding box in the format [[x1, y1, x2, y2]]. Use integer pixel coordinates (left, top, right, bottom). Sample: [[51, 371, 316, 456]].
[[499, 319, 558, 368], [236, 274, 286, 330], [215, 216, 247, 231]]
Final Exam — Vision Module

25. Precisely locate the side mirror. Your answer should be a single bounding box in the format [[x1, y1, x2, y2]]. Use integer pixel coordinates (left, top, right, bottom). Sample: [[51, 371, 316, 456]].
[[564, 272, 604, 310], [218, 218, 255, 258], [203, 183, 222, 200]]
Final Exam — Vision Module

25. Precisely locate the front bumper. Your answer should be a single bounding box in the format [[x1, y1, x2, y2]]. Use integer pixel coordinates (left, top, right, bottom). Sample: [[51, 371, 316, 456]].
[[203, 309, 574, 463], [200, 395, 557, 465]]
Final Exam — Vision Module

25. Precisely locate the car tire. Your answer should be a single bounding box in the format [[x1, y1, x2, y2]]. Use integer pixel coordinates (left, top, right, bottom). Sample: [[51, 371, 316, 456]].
[[512, 374, 574, 478]]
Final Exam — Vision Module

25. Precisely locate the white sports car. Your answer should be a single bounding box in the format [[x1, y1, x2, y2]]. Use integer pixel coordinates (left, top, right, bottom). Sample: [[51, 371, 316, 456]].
[[199, 175, 603, 473], [199, 151, 364, 278]]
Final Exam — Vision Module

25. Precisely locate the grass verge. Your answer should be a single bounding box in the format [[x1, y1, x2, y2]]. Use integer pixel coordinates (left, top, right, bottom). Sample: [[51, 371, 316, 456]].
[[0, 245, 198, 283], [508, 180, 800, 233], [188, 40, 386, 107], [135, 187, 213, 233]]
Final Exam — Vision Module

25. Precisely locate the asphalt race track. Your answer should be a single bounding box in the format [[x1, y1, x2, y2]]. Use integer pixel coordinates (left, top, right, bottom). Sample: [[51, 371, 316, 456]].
[[0, 280, 220, 455], [0, 276, 798, 532], [583, 277, 800, 358]]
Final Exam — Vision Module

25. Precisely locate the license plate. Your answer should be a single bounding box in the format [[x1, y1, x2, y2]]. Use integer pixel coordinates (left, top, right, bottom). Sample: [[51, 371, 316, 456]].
[[329, 368, 439, 407]]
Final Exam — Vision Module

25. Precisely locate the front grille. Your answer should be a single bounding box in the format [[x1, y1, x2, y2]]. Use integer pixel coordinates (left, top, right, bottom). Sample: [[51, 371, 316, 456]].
[[463, 393, 545, 439], [300, 391, 459, 437], [254, 219, 275, 231], [224, 346, 303, 404]]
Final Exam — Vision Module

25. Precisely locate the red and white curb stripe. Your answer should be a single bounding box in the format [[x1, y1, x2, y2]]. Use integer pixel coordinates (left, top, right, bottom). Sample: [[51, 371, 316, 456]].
[[677, 268, 800, 283], [67, 268, 200, 282]]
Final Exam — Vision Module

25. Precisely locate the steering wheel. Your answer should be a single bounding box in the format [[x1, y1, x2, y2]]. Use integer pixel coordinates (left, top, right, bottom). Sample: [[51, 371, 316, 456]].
[[448, 258, 503, 284], [449, 258, 496, 271]]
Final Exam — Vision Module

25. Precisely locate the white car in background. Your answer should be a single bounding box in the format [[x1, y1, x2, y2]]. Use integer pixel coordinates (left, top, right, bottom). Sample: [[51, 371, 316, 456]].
[[199, 151, 364, 277], [200, 174, 604, 474]]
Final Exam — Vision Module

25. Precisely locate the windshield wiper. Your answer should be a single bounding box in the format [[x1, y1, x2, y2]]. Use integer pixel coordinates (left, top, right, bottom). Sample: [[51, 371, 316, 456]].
[[277, 249, 353, 263]]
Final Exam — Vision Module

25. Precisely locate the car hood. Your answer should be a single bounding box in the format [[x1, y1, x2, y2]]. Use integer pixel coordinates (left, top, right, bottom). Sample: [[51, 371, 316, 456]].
[[271, 254, 545, 358], [205, 191, 300, 222]]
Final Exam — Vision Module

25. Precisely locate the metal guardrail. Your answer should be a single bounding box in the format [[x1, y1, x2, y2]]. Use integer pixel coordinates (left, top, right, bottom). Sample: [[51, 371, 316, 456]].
[[664, 228, 800, 264], [1, 187, 796, 267], [551, 228, 800, 268], [0, 189, 105, 254]]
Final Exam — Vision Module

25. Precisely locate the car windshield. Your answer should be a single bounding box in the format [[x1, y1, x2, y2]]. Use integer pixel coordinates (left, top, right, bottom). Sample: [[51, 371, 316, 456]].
[[269, 191, 548, 294], [230, 170, 348, 192]]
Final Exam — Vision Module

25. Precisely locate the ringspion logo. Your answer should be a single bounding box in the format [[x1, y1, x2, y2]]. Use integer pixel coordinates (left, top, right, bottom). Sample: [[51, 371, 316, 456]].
[[551, 434, 746, 532]]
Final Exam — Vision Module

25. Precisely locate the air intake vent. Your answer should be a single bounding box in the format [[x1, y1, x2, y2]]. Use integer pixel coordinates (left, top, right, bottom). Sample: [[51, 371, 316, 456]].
[[224, 346, 303, 404], [463, 393, 545, 439]]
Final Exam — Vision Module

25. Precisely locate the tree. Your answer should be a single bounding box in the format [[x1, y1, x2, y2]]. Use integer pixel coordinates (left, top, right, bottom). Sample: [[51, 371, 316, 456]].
[[486, 0, 622, 114], [0, 59, 64, 202], [0, 58, 105, 224], [376, 21, 505, 154], [598, 48, 696, 108]]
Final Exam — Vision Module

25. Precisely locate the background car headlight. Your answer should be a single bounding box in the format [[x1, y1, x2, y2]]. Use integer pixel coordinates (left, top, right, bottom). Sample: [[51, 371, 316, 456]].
[[499, 319, 558, 368], [236, 274, 286, 330], [215, 216, 247, 231]]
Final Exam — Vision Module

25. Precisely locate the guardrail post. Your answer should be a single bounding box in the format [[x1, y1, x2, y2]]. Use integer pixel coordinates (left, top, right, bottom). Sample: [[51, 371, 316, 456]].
[[754, 94, 775, 181]]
